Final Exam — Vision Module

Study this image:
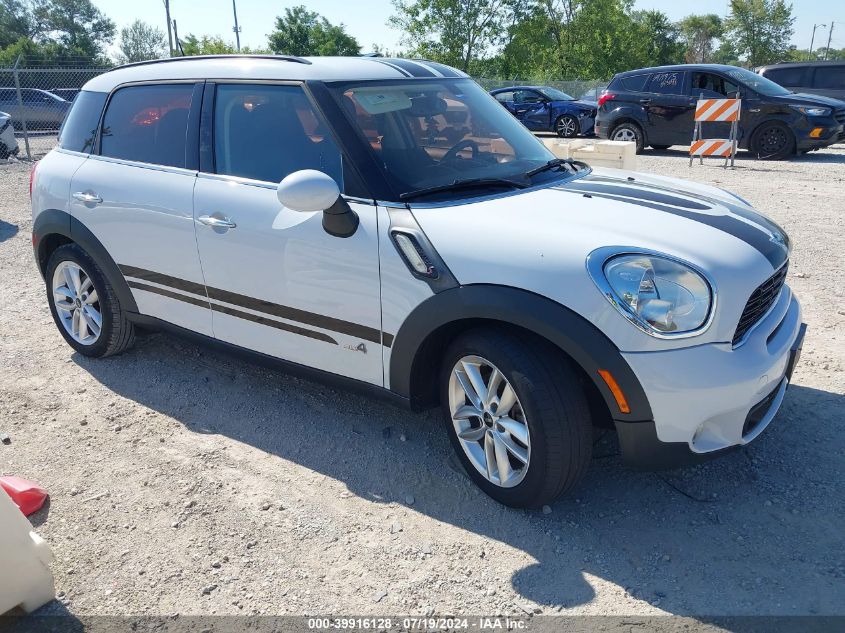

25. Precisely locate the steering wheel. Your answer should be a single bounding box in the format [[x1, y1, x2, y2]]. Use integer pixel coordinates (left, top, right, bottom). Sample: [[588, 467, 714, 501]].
[[442, 139, 480, 163]]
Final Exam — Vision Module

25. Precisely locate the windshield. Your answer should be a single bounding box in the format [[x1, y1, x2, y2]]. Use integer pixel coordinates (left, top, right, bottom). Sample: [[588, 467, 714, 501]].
[[723, 67, 792, 96], [539, 87, 575, 101], [331, 79, 562, 200]]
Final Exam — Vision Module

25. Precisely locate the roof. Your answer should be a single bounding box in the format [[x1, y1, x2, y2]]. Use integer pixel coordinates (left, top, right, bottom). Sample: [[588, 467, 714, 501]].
[[82, 55, 468, 93], [758, 60, 845, 69], [615, 63, 747, 76]]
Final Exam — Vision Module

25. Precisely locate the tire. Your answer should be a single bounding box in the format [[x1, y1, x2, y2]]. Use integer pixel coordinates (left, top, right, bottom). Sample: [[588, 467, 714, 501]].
[[45, 243, 135, 358], [750, 121, 795, 160], [610, 121, 645, 153], [440, 328, 592, 508], [555, 114, 580, 138], [650, 144, 671, 150]]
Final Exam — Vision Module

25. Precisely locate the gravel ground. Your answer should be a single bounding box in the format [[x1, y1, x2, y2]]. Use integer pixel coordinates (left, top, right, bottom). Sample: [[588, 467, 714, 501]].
[[1, 145, 843, 622]]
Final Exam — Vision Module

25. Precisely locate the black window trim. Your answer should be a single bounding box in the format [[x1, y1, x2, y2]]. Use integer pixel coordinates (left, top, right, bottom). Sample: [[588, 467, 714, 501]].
[[196, 78, 374, 201], [95, 79, 204, 172]]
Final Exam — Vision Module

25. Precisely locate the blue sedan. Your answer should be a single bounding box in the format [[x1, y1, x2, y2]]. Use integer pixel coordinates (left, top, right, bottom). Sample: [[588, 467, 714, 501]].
[[490, 86, 597, 137]]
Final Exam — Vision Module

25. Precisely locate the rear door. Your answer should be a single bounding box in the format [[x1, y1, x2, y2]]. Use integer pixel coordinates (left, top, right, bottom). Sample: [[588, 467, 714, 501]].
[[192, 82, 383, 385], [641, 71, 692, 145], [69, 81, 212, 336]]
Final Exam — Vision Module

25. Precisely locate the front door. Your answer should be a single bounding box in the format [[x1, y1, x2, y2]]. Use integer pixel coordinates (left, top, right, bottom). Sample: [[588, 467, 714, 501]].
[[513, 90, 551, 130], [192, 82, 384, 385], [70, 81, 213, 336]]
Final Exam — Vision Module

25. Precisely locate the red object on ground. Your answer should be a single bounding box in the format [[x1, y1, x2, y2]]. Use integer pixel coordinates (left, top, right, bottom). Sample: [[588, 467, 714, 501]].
[[0, 476, 48, 516]]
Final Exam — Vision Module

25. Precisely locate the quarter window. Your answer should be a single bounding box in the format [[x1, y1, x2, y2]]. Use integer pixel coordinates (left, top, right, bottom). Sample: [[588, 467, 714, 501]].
[[100, 84, 194, 168], [646, 72, 685, 95], [813, 65, 845, 90], [494, 91, 514, 102], [58, 90, 107, 153], [213, 84, 343, 187]]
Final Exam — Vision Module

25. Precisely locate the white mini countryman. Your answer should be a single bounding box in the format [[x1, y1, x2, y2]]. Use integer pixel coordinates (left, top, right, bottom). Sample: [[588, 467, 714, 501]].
[[32, 56, 805, 507]]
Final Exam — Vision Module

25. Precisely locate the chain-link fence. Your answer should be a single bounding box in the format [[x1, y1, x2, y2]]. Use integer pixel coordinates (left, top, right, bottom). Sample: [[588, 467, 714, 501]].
[[0, 57, 110, 160]]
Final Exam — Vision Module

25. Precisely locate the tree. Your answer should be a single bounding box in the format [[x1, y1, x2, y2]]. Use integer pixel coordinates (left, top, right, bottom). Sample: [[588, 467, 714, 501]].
[[33, 0, 115, 60], [389, 0, 507, 72], [722, 0, 794, 67], [116, 19, 166, 63], [678, 14, 723, 63], [0, 0, 39, 49], [631, 10, 685, 67], [268, 6, 360, 57], [181, 34, 236, 55]]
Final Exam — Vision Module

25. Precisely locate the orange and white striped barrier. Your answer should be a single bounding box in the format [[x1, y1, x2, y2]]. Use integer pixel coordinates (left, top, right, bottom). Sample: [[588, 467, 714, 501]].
[[694, 98, 741, 122], [690, 97, 741, 167], [690, 138, 736, 157]]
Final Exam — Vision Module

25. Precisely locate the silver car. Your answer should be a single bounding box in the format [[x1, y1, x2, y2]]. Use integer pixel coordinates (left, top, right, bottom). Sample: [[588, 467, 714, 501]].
[[0, 88, 71, 130], [0, 111, 19, 158]]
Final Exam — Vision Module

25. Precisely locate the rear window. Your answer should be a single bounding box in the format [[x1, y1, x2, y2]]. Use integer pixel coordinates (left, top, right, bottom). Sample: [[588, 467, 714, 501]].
[[646, 72, 685, 95], [619, 74, 649, 92], [764, 67, 807, 86], [813, 65, 845, 90], [100, 84, 194, 168], [58, 90, 106, 153]]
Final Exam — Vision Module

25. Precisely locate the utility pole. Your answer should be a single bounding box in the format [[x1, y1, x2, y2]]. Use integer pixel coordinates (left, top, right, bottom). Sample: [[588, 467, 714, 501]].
[[172, 19, 182, 56], [164, 0, 174, 57], [232, 0, 241, 52], [823, 22, 834, 61], [810, 24, 826, 60]]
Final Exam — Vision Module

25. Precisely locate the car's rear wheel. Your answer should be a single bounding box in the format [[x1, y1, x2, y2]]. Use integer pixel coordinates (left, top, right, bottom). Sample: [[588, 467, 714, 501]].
[[440, 328, 592, 508], [46, 243, 135, 358], [611, 122, 645, 152], [750, 121, 795, 160], [555, 115, 580, 138]]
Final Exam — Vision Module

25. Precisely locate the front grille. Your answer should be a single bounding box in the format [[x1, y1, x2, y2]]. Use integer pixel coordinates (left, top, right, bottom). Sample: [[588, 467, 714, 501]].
[[732, 262, 788, 346], [836, 108, 845, 139]]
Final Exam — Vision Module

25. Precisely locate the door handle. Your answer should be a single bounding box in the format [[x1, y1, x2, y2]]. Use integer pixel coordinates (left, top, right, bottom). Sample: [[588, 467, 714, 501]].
[[72, 191, 102, 204], [197, 215, 237, 229]]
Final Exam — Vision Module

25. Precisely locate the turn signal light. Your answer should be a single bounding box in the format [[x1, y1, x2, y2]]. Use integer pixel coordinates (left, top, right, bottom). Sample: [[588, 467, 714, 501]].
[[597, 93, 615, 108], [809, 127, 823, 138], [598, 369, 631, 414]]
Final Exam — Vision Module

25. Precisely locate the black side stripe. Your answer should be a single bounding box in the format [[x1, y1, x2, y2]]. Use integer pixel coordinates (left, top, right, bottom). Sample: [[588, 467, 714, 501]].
[[121, 264, 207, 297], [210, 303, 338, 345], [559, 182, 789, 270], [121, 264, 388, 346], [127, 280, 210, 309]]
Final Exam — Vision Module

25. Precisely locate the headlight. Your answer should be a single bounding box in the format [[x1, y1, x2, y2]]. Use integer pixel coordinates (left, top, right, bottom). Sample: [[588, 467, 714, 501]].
[[791, 105, 831, 117], [588, 249, 714, 337]]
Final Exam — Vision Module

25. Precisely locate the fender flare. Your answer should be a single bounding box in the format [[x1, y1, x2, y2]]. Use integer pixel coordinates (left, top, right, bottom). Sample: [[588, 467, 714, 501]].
[[32, 209, 138, 313], [388, 284, 652, 421]]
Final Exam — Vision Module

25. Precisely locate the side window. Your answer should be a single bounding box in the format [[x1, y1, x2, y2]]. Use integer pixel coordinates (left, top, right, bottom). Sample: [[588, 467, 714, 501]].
[[516, 90, 543, 103], [58, 90, 107, 153], [691, 72, 740, 97], [620, 74, 649, 92], [213, 84, 343, 187], [494, 91, 514, 102], [765, 66, 806, 87], [813, 65, 845, 89], [100, 84, 193, 168], [646, 72, 685, 96]]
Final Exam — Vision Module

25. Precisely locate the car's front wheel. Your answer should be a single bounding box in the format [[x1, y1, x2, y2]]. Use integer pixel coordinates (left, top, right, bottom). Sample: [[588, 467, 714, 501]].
[[46, 243, 135, 358], [440, 328, 592, 508], [610, 122, 645, 152], [750, 121, 795, 160], [555, 115, 579, 138]]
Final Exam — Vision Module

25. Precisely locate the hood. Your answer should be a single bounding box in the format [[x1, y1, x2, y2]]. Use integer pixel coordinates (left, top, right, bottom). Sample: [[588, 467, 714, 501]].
[[411, 168, 790, 351], [770, 92, 845, 109]]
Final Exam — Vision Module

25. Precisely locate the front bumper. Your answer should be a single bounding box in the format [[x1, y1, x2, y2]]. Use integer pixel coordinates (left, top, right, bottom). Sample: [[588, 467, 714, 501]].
[[794, 115, 844, 151], [616, 288, 805, 470]]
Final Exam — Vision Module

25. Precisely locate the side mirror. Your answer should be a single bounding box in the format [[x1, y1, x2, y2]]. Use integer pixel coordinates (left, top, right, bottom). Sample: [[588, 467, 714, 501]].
[[276, 170, 359, 238]]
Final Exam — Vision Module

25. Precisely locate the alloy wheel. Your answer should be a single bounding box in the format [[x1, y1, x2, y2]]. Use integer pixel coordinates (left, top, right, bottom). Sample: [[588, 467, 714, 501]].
[[52, 261, 102, 345], [556, 116, 577, 137], [612, 127, 637, 142], [448, 355, 530, 488]]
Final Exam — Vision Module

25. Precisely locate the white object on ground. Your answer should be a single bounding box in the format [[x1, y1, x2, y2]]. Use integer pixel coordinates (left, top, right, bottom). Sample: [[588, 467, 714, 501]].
[[542, 138, 637, 170], [0, 488, 55, 614]]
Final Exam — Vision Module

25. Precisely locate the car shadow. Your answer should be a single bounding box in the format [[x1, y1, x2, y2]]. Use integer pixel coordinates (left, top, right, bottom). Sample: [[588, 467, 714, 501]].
[[0, 220, 19, 244], [72, 332, 845, 617]]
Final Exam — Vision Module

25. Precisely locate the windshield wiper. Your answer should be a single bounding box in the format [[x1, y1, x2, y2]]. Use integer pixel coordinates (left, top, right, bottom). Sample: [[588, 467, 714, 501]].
[[525, 158, 572, 178], [399, 177, 529, 201]]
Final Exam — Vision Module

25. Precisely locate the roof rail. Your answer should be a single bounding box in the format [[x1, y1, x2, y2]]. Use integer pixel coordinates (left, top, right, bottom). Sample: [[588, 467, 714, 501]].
[[113, 54, 312, 71]]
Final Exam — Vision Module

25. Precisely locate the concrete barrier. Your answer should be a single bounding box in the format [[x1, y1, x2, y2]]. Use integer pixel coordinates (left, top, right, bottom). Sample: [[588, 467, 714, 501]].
[[0, 487, 55, 614], [541, 138, 637, 170]]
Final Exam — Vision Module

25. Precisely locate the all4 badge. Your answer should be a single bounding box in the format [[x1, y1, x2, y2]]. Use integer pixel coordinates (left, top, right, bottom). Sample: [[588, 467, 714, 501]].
[[344, 342, 367, 354]]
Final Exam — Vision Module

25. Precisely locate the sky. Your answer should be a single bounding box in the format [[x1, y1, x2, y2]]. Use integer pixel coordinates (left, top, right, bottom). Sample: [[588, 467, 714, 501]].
[[92, 0, 844, 57]]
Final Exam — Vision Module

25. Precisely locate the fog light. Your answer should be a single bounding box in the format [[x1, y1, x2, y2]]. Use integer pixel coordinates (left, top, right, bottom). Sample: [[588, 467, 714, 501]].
[[809, 127, 823, 138]]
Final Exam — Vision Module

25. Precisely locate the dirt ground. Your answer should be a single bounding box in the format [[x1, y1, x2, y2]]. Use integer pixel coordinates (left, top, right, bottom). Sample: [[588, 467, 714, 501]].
[[1, 144, 843, 623]]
